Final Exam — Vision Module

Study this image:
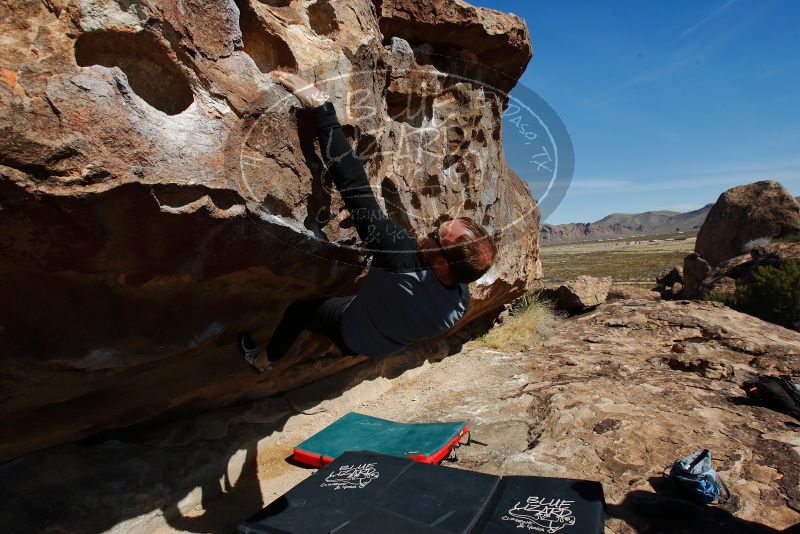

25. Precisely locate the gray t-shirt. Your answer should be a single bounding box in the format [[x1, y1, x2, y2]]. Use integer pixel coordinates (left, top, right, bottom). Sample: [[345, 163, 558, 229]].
[[340, 268, 470, 358]]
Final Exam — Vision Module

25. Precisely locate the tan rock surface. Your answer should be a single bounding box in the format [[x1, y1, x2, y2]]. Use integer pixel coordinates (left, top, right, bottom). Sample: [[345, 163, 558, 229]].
[[0, 0, 539, 461], [3, 300, 798, 533], [695, 181, 800, 268]]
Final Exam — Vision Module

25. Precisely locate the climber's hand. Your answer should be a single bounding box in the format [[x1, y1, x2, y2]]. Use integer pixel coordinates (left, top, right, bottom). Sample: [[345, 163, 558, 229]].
[[274, 70, 328, 109]]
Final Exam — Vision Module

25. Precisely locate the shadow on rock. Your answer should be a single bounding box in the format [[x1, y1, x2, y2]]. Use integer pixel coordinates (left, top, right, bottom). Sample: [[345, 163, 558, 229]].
[[0, 322, 488, 534], [607, 486, 798, 533], [162, 443, 263, 534]]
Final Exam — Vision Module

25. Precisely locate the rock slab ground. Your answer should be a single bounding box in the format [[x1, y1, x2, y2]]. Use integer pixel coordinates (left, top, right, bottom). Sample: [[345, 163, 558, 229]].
[[2, 299, 799, 533]]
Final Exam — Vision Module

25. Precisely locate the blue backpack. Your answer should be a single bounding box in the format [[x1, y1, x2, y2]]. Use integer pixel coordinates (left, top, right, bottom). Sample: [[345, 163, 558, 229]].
[[666, 449, 731, 505]]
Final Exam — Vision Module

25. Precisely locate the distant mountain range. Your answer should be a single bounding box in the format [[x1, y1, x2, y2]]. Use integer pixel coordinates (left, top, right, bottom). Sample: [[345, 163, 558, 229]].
[[540, 204, 713, 244], [540, 197, 800, 244]]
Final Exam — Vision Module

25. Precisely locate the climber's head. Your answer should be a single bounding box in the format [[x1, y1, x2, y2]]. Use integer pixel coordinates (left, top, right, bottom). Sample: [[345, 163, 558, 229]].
[[421, 217, 497, 285]]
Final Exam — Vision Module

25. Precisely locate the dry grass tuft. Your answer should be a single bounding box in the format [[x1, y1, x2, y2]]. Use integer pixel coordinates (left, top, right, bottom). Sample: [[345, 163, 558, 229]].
[[478, 292, 561, 351]]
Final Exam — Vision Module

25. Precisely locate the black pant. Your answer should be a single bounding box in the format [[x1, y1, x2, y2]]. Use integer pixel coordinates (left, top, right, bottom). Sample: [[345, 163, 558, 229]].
[[266, 296, 357, 361]]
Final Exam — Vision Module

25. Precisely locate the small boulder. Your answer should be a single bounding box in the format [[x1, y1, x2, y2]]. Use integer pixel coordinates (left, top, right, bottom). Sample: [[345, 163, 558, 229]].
[[493, 304, 514, 326], [664, 353, 734, 380], [607, 285, 661, 302], [656, 265, 683, 287], [695, 180, 800, 267], [546, 275, 612, 313], [669, 282, 684, 298], [682, 252, 712, 298], [655, 265, 685, 299]]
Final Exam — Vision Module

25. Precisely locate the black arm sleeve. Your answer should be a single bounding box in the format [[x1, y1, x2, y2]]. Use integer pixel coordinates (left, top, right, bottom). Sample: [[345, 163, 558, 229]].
[[312, 102, 420, 272]]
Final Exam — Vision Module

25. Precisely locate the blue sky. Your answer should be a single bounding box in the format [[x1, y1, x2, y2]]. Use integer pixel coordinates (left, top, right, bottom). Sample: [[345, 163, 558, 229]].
[[470, 0, 800, 224]]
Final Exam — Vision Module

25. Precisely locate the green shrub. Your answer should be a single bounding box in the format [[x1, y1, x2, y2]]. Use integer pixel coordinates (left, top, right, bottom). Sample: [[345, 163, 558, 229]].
[[479, 296, 559, 351], [510, 289, 548, 316], [704, 291, 736, 306], [733, 259, 800, 330], [479, 290, 561, 351], [775, 233, 800, 244]]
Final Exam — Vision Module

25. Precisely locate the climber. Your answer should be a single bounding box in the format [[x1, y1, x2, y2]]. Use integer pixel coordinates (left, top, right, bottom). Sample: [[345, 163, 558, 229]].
[[238, 70, 497, 372]]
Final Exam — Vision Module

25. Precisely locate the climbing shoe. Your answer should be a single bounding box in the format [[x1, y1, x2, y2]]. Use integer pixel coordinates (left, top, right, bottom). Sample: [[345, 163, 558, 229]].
[[237, 331, 271, 373]]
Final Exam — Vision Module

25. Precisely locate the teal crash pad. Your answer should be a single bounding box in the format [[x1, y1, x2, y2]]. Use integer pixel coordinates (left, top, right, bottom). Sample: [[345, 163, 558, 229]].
[[293, 412, 468, 467]]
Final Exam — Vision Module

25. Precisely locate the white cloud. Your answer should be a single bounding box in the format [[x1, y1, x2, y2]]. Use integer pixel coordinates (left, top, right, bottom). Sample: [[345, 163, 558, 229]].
[[668, 202, 704, 212], [684, 157, 800, 176], [680, 0, 738, 39], [586, 1, 756, 107], [560, 166, 800, 196]]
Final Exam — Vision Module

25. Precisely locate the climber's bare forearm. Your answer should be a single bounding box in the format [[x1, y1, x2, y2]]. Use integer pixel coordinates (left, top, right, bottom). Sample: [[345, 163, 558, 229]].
[[273, 71, 367, 191], [274, 70, 328, 109]]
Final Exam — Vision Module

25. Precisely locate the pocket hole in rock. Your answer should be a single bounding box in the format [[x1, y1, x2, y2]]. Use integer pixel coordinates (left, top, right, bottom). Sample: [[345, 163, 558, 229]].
[[308, 0, 339, 35], [237, 0, 297, 73], [386, 90, 433, 128], [74, 31, 193, 115]]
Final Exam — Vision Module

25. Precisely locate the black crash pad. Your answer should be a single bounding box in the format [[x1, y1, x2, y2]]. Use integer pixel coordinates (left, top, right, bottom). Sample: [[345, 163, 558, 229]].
[[239, 451, 604, 534], [240, 452, 410, 534], [331, 508, 448, 534], [474, 475, 606, 534]]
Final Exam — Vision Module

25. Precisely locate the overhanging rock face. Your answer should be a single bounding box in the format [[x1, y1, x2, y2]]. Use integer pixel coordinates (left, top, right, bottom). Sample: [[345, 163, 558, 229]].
[[0, 0, 540, 461]]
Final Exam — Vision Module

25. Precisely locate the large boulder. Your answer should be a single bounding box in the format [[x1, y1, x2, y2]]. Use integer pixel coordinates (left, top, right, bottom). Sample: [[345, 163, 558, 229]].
[[0, 0, 540, 461], [695, 180, 800, 267]]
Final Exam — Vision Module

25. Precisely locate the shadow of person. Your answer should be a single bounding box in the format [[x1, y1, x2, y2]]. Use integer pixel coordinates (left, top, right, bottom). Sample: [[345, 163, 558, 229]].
[[162, 443, 264, 534], [606, 487, 796, 533], [727, 395, 800, 422]]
